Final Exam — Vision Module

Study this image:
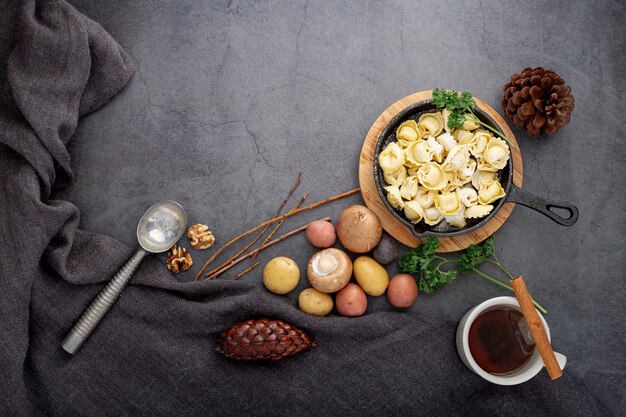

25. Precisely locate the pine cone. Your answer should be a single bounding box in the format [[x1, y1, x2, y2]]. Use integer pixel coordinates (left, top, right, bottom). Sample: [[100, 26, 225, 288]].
[[215, 318, 315, 361], [501, 67, 574, 136]]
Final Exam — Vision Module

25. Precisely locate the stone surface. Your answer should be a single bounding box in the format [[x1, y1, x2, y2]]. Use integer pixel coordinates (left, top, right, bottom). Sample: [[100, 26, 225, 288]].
[[62, 0, 625, 414]]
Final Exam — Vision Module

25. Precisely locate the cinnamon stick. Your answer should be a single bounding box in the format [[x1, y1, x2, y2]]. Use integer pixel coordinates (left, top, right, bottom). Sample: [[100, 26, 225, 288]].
[[206, 217, 331, 280], [510, 276, 562, 380], [194, 172, 302, 281], [195, 187, 359, 281]]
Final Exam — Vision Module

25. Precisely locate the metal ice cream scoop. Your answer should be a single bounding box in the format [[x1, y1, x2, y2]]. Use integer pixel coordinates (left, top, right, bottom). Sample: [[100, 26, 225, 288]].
[[61, 201, 187, 354]]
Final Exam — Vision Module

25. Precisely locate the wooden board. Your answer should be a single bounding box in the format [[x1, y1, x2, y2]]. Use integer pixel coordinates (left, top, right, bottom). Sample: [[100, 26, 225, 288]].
[[358, 90, 523, 253]]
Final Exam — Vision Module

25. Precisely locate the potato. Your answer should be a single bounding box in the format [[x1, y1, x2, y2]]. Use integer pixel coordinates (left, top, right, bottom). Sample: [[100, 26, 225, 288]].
[[263, 257, 300, 294], [387, 274, 418, 308], [298, 288, 333, 316], [306, 220, 336, 248], [336, 205, 382, 253], [372, 233, 398, 265], [336, 283, 367, 317], [353, 256, 389, 296]]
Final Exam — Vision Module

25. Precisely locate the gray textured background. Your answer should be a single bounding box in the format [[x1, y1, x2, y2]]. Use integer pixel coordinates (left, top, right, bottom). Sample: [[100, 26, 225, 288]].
[[61, 0, 625, 414]]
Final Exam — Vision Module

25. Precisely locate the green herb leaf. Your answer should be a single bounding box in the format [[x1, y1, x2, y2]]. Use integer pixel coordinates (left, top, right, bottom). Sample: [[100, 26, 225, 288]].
[[458, 91, 476, 111], [398, 237, 440, 273], [432, 89, 516, 148], [398, 238, 457, 294], [457, 236, 496, 275], [432, 89, 478, 129], [431, 88, 448, 108], [397, 235, 546, 313], [419, 264, 457, 293], [447, 112, 466, 130]]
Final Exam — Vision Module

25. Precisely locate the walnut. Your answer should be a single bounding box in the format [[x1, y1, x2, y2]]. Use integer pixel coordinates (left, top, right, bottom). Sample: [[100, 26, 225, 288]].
[[167, 245, 193, 273], [187, 224, 215, 250]]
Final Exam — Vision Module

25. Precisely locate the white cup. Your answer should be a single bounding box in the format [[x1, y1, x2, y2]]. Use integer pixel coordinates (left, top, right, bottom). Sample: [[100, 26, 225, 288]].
[[456, 296, 567, 385]]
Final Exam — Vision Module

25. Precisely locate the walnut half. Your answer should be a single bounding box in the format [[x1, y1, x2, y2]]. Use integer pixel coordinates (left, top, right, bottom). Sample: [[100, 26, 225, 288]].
[[167, 245, 193, 273], [187, 224, 215, 250]]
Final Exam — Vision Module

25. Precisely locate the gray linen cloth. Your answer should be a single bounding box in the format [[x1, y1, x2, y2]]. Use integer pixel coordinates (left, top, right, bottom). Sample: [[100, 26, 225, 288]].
[[0, 0, 609, 416]]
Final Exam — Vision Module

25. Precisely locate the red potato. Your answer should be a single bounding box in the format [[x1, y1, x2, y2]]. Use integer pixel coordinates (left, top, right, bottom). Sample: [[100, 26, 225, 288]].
[[387, 274, 418, 308], [306, 220, 337, 248], [335, 283, 368, 317]]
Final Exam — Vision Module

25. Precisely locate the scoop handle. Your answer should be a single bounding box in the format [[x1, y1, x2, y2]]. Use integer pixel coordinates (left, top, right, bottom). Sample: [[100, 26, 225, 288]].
[[61, 249, 147, 354], [511, 275, 563, 380]]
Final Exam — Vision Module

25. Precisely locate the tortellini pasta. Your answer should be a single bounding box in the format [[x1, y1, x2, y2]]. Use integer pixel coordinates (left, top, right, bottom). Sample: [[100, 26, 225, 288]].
[[457, 186, 479, 207], [384, 185, 405, 209], [378, 108, 511, 229], [478, 180, 506, 205], [424, 206, 445, 226], [426, 137, 445, 163], [441, 109, 452, 132], [453, 129, 474, 144], [378, 142, 404, 172], [418, 112, 444, 137], [462, 114, 480, 130], [415, 189, 436, 209], [468, 131, 490, 157], [465, 204, 494, 219], [457, 158, 477, 184], [405, 140, 433, 165], [418, 162, 447, 191], [403, 201, 425, 224], [441, 145, 470, 172], [435, 192, 462, 216], [445, 205, 466, 229], [471, 170, 498, 189], [399, 176, 419, 200], [396, 120, 421, 147], [483, 137, 510, 170], [436, 132, 456, 152], [383, 166, 407, 186]]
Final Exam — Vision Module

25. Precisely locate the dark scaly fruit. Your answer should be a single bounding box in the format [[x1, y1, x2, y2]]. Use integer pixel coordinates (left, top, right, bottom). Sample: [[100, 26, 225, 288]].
[[501, 67, 574, 136], [215, 318, 315, 361]]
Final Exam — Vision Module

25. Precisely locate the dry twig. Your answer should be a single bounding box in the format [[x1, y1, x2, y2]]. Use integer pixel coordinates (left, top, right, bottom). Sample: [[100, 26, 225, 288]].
[[231, 261, 260, 281], [194, 172, 302, 281], [206, 217, 332, 280], [252, 193, 309, 260]]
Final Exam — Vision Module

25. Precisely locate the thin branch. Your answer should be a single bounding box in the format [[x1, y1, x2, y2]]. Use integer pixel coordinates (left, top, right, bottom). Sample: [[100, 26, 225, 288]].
[[252, 193, 309, 260], [206, 217, 332, 280], [195, 187, 359, 281], [231, 261, 260, 281], [194, 172, 302, 281], [205, 194, 309, 277]]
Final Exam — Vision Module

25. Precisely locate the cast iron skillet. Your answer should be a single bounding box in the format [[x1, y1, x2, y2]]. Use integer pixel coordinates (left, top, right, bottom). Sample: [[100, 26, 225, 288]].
[[373, 99, 579, 238]]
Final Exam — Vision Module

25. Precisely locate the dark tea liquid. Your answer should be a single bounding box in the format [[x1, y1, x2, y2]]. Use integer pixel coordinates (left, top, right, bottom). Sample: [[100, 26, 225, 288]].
[[468, 307, 535, 375]]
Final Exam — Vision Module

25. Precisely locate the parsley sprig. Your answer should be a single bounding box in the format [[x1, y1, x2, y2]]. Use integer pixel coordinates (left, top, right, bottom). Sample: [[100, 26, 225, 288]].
[[397, 238, 456, 294], [398, 236, 546, 314], [432, 88, 516, 148]]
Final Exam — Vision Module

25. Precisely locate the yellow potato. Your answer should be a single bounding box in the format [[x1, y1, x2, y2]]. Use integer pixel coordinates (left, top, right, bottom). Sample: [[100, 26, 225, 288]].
[[353, 256, 389, 296], [298, 288, 333, 316], [263, 257, 300, 295]]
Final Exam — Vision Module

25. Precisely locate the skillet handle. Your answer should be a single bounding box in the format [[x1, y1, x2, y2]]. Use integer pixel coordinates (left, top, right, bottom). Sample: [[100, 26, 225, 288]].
[[506, 186, 579, 226]]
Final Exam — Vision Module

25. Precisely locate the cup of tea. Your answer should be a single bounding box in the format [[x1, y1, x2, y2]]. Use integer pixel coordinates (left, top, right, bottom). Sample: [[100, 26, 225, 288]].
[[456, 296, 567, 385]]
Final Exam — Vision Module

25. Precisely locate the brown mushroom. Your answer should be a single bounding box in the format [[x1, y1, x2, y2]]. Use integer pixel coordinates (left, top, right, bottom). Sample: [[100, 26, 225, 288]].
[[306, 248, 352, 293], [336, 205, 382, 253]]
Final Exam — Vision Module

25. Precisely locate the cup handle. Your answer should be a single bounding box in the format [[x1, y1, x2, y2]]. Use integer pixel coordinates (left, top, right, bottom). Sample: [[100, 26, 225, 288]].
[[552, 352, 567, 370]]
